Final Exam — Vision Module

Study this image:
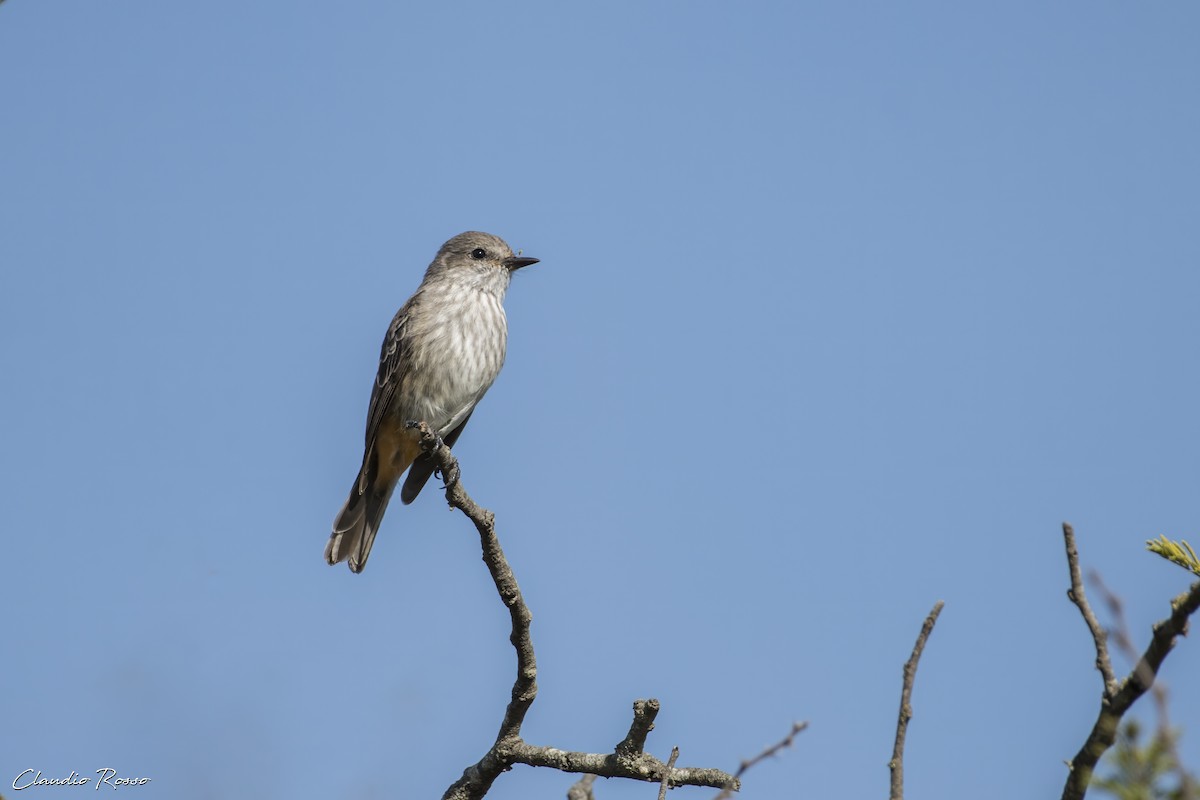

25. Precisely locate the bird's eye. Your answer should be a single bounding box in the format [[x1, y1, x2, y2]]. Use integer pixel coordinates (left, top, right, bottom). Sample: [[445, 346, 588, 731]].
[[470, 248, 487, 260]]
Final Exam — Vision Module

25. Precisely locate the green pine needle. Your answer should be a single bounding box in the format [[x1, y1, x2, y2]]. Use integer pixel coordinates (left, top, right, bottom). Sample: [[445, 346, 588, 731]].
[[1146, 535, 1200, 578]]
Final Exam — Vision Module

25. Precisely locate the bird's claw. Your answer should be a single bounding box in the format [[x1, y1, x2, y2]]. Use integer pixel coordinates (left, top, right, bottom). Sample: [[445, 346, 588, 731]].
[[436, 461, 461, 491], [404, 420, 445, 452]]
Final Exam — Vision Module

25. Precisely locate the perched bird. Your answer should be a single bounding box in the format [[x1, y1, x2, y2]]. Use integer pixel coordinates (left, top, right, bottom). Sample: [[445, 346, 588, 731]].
[[326, 231, 539, 573]]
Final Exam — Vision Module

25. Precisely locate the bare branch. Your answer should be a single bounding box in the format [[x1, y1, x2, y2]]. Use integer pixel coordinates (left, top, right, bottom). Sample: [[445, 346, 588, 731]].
[[1090, 570, 1197, 800], [888, 600, 945, 800], [616, 698, 660, 757], [1063, 523, 1118, 695], [1090, 571, 1161, 715], [1060, 522, 1200, 800], [712, 721, 808, 800], [509, 739, 732, 789], [565, 774, 595, 800], [658, 747, 680, 800], [408, 423, 737, 800]]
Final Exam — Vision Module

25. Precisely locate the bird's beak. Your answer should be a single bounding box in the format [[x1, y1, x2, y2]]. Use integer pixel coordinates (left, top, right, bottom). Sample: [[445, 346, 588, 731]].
[[503, 255, 539, 271]]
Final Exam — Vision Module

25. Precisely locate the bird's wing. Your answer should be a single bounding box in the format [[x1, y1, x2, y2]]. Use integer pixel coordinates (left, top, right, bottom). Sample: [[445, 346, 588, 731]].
[[362, 299, 414, 457]]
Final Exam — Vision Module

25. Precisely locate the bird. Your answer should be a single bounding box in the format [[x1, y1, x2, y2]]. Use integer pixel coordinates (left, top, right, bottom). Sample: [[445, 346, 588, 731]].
[[325, 231, 539, 573]]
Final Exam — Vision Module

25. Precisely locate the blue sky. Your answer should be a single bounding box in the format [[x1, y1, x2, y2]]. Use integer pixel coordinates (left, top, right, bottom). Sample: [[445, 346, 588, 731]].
[[2, 2, 1198, 798]]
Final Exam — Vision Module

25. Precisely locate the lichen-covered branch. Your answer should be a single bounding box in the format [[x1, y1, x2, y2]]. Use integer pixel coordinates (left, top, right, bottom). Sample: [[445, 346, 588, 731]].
[[616, 699, 660, 756], [888, 601, 944, 800], [408, 423, 738, 800], [1060, 522, 1200, 800], [508, 732, 730, 789]]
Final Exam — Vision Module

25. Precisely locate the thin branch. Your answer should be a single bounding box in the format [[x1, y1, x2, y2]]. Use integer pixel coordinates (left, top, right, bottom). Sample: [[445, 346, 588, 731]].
[[565, 774, 595, 800], [1090, 571, 1152, 687], [1060, 522, 1200, 800], [888, 600, 944, 800], [408, 423, 737, 800], [1091, 570, 1197, 800], [712, 721, 809, 800], [658, 747, 680, 800], [1063, 523, 1118, 695]]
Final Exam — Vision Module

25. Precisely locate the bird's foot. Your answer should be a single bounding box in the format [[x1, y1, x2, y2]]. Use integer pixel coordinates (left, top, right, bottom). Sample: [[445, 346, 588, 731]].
[[405, 420, 445, 452], [436, 460, 462, 492]]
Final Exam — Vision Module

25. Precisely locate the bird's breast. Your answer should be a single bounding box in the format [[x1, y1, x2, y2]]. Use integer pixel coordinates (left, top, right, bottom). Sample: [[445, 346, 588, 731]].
[[399, 287, 508, 433]]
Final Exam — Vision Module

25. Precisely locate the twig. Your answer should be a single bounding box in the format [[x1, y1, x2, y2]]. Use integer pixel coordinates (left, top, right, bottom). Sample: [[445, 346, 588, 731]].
[[408, 423, 738, 800], [888, 601, 944, 800], [1090, 571, 1163, 718], [712, 721, 808, 800], [658, 747, 680, 800], [1060, 522, 1200, 800], [1063, 524, 1118, 695], [565, 774, 595, 800]]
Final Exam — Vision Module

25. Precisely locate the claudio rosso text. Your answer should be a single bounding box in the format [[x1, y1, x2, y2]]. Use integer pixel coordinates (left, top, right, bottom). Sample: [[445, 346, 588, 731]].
[[12, 769, 151, 791]]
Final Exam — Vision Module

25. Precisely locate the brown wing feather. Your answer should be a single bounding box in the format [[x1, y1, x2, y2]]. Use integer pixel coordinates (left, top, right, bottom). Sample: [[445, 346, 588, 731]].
[[362, 294, 419, 455], [326, 295, 422, 573]]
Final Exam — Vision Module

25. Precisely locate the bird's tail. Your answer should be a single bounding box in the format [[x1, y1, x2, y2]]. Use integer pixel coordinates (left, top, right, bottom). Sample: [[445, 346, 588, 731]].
[[326, 464, 395, 573]]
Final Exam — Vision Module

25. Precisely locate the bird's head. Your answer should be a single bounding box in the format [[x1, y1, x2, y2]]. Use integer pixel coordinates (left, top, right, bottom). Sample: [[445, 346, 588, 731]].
[[428, 231, 539, 284]]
